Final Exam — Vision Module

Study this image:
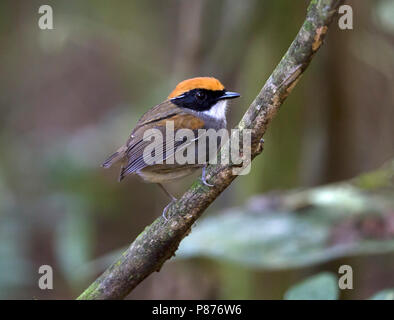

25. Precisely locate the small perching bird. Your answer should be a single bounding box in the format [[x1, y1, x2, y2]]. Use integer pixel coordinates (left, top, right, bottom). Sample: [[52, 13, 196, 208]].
[[102, 77, 240, 218]]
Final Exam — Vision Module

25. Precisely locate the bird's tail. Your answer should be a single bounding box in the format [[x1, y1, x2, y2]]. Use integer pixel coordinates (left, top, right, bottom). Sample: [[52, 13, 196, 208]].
[[101, 145, 126, 168]]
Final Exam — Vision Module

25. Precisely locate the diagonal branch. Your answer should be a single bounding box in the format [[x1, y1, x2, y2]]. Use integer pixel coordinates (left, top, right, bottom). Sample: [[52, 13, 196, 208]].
[[78, 0, 345, 300]]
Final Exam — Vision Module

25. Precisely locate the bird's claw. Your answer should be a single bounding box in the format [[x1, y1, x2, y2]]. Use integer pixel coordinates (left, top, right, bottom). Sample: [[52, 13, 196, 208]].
[[201, 165, 214, 187], [162, 198, 177, 221], [202, 178, 214, 187]]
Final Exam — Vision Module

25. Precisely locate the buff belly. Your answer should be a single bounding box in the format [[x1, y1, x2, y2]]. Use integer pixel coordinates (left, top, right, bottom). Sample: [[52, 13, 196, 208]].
[[137, 165, 202, 183]]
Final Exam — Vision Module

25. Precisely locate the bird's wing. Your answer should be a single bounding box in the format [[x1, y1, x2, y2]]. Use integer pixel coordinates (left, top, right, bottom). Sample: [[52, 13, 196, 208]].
[[101, 101, 179, 169], [119, 100, 205, 180]]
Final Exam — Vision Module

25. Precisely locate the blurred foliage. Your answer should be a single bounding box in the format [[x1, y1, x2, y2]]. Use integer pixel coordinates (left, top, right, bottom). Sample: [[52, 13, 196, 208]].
[[370, 289, 394, 300], [177, 161, 394, 269], [55, 199, 94, 289], [284, 272, 394, 300], [284, 273, 339, 300]]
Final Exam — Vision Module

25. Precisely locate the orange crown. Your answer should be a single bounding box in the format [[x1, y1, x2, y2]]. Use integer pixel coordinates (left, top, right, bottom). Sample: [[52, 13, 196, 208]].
[[168, 77, 225, 99]]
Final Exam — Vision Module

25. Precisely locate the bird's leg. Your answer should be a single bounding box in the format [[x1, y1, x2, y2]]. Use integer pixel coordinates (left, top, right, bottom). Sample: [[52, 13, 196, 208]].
[[158, 183, 177, 221], [201, 165, 214, 187]]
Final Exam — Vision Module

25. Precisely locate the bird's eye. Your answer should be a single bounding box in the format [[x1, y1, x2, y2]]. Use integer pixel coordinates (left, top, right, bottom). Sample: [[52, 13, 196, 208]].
[[195, 91, 206, 100]]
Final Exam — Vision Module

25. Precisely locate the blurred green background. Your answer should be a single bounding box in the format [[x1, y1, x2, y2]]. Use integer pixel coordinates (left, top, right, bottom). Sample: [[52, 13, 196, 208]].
[[0, 0, 393, 299]]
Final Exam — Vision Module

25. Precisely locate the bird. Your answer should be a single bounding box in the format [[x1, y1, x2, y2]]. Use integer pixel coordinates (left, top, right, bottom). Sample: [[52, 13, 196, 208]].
[[101, 77, 240, 219]]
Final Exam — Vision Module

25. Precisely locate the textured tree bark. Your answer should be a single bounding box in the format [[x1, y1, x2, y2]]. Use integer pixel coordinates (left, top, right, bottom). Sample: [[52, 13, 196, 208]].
[[78, 0, 345, 300]]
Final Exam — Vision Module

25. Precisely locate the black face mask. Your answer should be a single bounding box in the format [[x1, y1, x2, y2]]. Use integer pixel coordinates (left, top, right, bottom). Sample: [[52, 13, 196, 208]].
[[171, 89, 239, 112]]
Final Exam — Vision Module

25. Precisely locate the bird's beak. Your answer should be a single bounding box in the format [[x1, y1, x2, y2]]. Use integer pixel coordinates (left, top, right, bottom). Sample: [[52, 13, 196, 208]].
[[218, 91, 241, 100]]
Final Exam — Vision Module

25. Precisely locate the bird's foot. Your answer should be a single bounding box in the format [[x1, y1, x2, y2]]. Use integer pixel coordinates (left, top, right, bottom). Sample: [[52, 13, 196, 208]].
[[162, 198, 177, 221], [201, 165, 214, 187]]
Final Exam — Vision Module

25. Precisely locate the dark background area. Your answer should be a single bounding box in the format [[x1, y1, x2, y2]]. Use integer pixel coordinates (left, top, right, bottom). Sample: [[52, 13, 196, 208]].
[[0, 0, 393, 299]]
